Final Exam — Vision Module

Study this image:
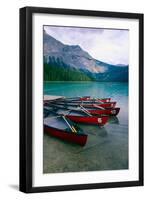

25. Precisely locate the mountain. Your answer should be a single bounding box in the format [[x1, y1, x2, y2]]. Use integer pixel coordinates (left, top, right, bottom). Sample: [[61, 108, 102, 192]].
[[43, 30, 128, 82]]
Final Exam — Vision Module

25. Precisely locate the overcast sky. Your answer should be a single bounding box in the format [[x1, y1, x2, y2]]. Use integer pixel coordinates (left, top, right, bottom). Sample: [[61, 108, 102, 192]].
[[44, 26, 129, 65]]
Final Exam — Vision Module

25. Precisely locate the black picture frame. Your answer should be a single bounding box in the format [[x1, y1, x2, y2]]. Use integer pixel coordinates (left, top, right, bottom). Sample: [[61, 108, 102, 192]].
[[19, 6, 144, 193]]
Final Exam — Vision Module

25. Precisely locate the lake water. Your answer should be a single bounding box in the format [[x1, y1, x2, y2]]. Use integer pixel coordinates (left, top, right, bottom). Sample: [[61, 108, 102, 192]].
[[43, 82, 128, 173]]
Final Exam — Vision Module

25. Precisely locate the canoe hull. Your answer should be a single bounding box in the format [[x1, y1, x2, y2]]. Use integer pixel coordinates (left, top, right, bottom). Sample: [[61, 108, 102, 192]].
[[79, 97, 111, 102], [92, 102, 116, 108], [45, 103, 120, 117], [89, 107, 120, 116], [49, 102, 116, 108], [66, 115, 109, 126], [44, 125, 87, 146], [94, 98, 111, 103]]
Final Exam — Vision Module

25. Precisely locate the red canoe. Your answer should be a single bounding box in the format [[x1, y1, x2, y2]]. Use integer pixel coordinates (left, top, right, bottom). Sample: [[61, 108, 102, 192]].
[[66, 115, 108, 126], [44, 116, 88, 146], [88, 107, 120, 116], [49, 101, 116, 109], [47, 104, 120, 117], [91, 98, 111, 103], [67, 96, 111, 103], [86, 102, 116, 108], [79, 96, 111, 102], [44, 107, 109, 126]]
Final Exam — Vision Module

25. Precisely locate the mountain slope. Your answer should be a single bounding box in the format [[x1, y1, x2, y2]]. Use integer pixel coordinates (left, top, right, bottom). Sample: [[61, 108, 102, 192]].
[[43, 30, 128, 82], [44, 62, 94, 81]]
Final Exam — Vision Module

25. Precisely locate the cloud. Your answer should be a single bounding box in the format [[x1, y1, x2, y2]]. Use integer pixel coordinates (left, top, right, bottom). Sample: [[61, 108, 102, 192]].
[[44, 26, 129, 65]]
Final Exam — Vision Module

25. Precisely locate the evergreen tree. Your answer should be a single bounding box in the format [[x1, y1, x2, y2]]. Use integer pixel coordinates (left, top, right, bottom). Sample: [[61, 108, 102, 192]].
[[44, 62, 94, 81]]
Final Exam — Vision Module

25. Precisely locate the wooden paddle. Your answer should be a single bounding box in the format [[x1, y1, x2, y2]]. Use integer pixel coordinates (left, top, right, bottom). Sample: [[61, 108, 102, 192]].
[[62, 116, 77, 133], [93, 104, 105, 110], [79, 105, 92, 116]]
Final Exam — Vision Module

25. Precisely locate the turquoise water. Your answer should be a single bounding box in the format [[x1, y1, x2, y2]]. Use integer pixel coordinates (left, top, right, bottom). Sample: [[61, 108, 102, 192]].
[[43, 82, 128, 173], [44, 82, 128, 99]]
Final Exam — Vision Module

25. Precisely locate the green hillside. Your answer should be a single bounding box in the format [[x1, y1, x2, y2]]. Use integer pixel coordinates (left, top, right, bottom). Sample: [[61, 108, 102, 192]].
[[44, 62, 93, 81]]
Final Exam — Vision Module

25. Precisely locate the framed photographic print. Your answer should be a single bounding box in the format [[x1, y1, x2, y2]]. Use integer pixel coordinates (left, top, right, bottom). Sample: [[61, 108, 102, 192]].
[[19, 7, 144, 193]]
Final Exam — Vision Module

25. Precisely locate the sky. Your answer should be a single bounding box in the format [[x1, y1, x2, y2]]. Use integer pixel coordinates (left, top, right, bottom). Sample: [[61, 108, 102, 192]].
[[44, 26, 129, 65]]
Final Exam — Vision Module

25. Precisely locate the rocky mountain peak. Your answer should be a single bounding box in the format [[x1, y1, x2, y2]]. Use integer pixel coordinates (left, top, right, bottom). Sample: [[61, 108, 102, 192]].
[[43, 30, 128, 81]]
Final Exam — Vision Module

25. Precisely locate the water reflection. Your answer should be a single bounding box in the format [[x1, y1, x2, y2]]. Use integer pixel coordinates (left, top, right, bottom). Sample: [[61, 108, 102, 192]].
[[108, 116, 119, 124]]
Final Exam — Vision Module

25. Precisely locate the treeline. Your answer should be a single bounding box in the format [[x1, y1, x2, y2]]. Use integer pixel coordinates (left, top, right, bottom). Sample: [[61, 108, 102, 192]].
[[44, 57, 93, 81]]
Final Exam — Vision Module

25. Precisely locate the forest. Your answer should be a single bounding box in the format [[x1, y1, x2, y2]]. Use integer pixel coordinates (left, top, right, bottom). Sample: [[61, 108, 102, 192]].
[[44, 56, 93, 81]]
